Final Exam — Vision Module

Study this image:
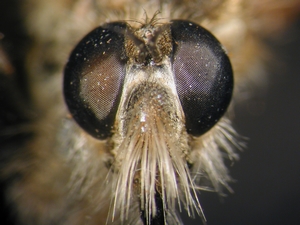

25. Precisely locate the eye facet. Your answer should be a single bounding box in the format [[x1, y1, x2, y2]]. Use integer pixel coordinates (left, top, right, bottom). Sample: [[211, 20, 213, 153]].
[[64, 20, 233, 140], [64, 22, 128, 139], [170, 20, 233, 136]]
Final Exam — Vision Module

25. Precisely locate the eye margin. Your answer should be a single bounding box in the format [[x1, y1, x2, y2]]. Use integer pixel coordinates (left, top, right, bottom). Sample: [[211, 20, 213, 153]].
[[63, 22, 128, 139], [170, 19, 234, 136]]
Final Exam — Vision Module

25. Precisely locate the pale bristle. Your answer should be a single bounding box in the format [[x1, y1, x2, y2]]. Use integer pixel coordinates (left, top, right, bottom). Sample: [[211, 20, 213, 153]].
[[110, 111, 201, 224], [108, 114, 242, 224], [191, 118, 241, 193]]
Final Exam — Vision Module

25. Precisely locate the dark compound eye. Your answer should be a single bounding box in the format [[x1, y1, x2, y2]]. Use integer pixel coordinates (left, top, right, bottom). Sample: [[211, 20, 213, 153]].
[[64, 22, 128, 139], [170, 20, 233, 136], [63, 20, 233, 140]]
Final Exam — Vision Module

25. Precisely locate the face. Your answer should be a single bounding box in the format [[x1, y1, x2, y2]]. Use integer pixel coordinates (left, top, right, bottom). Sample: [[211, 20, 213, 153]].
[[63, 18, 234, 223], [0, 1, 299, 225]]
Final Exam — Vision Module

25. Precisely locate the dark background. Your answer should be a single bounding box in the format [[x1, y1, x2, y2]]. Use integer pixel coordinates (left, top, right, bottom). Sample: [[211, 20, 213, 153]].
[[0, 1, 300, 224], [186, 20, 300, 225]]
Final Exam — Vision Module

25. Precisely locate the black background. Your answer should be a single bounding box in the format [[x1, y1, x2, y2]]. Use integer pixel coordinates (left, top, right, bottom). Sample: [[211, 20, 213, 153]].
[[186, 20, 300, 225]]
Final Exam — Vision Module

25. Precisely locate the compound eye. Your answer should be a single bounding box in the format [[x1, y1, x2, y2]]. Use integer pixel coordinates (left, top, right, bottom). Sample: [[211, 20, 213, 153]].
[[171, 20, 233, 136], [64, 22, 128, 139]]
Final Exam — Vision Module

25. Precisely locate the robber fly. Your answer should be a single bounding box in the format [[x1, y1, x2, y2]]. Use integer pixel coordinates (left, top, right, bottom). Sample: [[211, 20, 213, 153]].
[[0, 0, 299, 225]]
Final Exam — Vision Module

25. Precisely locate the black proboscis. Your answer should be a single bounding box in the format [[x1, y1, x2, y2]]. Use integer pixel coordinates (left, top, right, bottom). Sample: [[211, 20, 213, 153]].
[[140, 191, 165, 225]]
